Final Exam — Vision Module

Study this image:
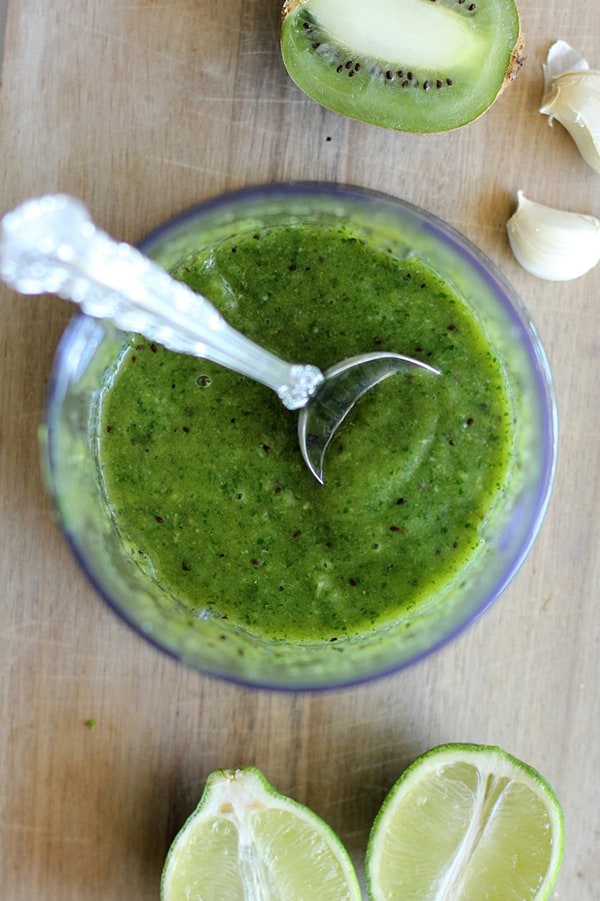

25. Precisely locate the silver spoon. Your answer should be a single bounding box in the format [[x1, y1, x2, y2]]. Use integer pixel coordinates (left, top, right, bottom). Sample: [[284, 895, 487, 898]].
[[0, 194, 439, 483]]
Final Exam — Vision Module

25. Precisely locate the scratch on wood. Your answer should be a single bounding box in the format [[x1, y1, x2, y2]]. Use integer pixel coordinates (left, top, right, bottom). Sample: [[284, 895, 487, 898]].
[[145, 155, 227, 176]]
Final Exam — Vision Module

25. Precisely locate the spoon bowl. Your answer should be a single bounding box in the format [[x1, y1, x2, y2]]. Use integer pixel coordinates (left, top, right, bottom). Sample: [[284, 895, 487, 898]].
[[0, 194, 437, 482], [299, 351, 440, 483]]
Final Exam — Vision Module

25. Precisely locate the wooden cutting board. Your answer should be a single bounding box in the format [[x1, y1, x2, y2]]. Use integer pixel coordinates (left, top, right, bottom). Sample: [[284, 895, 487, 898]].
[[1, 2, 598, 897]]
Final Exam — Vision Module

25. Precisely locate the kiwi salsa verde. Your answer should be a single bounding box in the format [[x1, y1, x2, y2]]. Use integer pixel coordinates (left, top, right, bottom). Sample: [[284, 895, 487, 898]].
[[98, 223, 514, 642]]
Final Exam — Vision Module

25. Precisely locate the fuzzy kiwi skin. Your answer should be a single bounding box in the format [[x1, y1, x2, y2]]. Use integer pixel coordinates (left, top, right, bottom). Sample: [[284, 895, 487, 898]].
[[280, 0, 525, 134]]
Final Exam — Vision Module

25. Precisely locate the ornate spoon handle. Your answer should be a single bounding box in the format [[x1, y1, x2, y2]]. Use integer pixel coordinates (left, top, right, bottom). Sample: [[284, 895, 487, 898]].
[[0, 195, 323, 410]]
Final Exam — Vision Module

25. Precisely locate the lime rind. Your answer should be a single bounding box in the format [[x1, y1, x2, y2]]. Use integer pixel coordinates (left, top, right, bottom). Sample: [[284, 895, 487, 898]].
[[365, 743, 565, 901], [161, 766, 361, 901]]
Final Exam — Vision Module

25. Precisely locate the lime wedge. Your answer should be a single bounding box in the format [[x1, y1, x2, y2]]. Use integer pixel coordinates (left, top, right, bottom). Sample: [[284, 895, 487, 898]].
[[161, 766, 361, 900], [366, 743, 564, 900]]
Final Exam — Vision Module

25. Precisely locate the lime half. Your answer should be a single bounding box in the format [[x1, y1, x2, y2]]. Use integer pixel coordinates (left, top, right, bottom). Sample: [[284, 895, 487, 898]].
[[161, 766, 361, 900], [366, 743, 564, 900]]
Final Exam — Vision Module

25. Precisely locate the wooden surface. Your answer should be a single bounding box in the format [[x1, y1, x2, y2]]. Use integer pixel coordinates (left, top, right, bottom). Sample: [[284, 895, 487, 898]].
[[0, 1, 7, 73], [1, 2, 598, 898]]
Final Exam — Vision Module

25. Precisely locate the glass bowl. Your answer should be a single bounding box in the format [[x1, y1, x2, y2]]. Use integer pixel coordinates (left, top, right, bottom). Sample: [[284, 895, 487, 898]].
[[41, 183, 557, 690]]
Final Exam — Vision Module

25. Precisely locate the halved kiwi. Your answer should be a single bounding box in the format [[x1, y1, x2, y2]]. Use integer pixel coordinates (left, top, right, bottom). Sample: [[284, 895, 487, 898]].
[[280, 0, 523, 133]]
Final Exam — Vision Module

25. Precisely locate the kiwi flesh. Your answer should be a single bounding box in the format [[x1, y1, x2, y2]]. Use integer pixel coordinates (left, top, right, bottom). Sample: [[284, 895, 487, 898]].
[[280, 0, 523, 133]]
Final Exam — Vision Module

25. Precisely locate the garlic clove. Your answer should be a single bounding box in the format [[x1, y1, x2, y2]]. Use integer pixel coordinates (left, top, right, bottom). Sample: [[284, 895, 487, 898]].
[[541, 72, 600, 174], [506, 191, 600, 281], [540, 41, 600, 174]]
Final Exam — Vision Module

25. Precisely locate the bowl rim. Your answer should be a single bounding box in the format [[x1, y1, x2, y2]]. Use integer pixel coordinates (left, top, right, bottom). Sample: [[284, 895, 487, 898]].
[[43, 181, 558, 690]]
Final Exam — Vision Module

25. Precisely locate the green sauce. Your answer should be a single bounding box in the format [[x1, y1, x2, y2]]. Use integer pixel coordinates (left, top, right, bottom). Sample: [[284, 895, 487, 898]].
[[99, 224, 514, 641]]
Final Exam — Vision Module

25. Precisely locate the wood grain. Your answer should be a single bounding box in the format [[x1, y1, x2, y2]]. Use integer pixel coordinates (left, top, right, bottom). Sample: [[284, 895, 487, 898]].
[[1, 2, 598, 897]]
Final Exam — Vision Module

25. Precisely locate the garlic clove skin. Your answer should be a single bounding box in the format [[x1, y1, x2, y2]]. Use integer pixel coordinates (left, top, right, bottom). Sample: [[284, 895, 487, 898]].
[[506, 191, 600, 281], [540, 41, 600, 174], [541, 40, 589, 94]]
